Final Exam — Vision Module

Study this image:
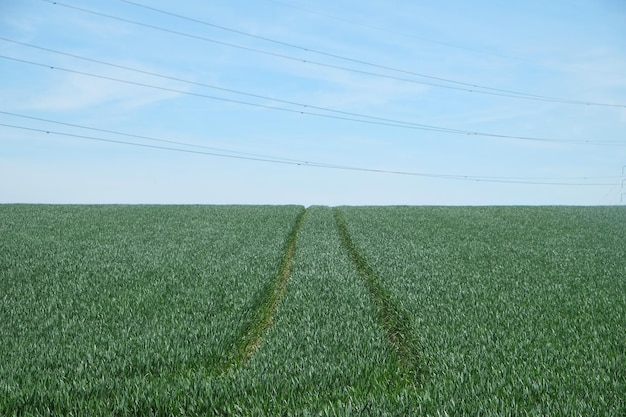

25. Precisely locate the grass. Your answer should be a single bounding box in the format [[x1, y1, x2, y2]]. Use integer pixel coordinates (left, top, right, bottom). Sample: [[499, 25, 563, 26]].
[[1, 204, 624, 415], [334, 208, 422, 381], [225, 207, 307, 370], [198, 206, 422, 415], [337, 206, 626, 415], [0, 204, 304, 415]]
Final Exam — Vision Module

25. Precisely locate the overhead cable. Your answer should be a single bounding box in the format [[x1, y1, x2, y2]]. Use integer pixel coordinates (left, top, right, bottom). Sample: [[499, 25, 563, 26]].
[[0, 110, 310, 164], [42, 0, 625, 108], [119, 0, 626, 108], [2, 54, 624, 147], [0, 38, 466, 134], [2, 110, 617, 181], [263, 0, 524, 63], [0, 121, 616, 185]]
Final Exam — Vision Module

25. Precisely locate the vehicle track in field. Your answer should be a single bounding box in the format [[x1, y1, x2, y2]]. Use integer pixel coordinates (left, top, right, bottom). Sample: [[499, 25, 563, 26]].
[[333, 208, 423, 381], [223, 207, 308, 371]]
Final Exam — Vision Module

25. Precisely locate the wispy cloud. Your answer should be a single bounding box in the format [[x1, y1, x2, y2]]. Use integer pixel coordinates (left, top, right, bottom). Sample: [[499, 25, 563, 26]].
[[14, 61, 187, 112]]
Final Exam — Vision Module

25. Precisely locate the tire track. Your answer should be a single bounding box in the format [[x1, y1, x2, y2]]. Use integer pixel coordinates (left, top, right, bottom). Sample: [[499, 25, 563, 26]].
[[333, 208, 423, 381], [223, 207, 308, 371]]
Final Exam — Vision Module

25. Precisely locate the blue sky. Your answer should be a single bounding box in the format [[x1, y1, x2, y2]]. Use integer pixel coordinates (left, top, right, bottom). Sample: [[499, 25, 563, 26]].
[[1, 0, 625, 205]]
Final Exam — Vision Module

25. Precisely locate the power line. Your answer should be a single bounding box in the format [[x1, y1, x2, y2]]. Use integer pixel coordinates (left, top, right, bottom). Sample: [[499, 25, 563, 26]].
[[40, 0, 533, 103], [0, 55, 465, 135], [119, 0, 625, 108], [0, 38, 465, 134], [2, 110, 620, 182], [2, 54, 624, 147], [3, 37, 569, 141], [0, 120, 616, 185], [263, 0, 528, 64], [42, 0, 625, 108], [1, 122, 312, 165], [0, 111, 310, 165]]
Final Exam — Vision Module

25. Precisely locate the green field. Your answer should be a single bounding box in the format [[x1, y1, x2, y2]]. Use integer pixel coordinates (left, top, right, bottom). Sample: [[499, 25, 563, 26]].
[[1, 205, 624, 416]]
